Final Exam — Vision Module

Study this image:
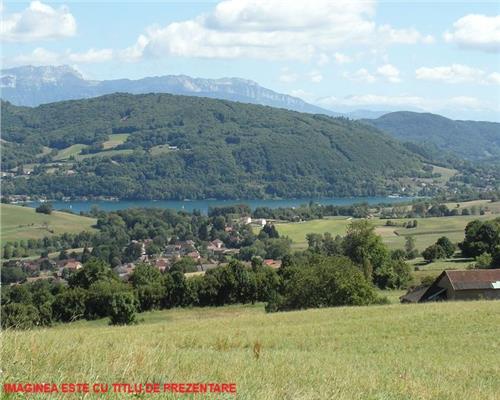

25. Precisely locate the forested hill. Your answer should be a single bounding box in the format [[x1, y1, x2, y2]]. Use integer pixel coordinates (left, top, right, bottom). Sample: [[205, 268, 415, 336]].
[[363, 111, 500, 161], [1, 93, 423, 200]]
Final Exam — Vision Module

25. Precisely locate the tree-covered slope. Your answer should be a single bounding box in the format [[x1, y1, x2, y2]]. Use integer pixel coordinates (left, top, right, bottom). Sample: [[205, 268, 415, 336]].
[[363, 111, 500, 161], [1, 93, 423, 199]]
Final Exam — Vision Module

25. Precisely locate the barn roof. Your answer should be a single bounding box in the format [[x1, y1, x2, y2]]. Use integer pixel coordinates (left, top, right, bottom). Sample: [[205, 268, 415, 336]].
[[444, 269, 500, 290], [400, 285, 429, 303]]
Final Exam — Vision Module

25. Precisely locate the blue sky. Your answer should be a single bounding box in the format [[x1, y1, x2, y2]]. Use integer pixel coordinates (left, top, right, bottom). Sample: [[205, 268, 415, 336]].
[[1, 0, 499, 120]]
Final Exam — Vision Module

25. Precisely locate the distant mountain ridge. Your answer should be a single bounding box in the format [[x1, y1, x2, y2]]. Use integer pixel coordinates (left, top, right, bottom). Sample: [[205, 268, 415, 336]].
[[1, 65, 338, 116], [363, 111, 500, 161]]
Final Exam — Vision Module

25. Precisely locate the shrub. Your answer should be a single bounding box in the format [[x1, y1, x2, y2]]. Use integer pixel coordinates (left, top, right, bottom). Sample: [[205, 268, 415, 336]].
[[35, 202, 53, 215], [109, 292, 138, 325]]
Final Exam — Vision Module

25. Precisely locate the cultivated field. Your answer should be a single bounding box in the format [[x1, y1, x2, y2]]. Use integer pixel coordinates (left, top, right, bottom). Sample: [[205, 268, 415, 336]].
[[2, 301, 499, 399], [277, 214, 497, 251], [0, 204, 97, 242]]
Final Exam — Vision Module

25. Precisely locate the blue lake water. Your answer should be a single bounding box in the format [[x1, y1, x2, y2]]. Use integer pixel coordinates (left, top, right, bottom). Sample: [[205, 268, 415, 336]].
[[26, 196, 415, 214]]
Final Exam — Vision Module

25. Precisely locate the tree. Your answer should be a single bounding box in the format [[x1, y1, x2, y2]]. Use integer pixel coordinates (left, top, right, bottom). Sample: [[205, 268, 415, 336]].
[[436, 236, 456, 258], [422, 244, 446, 262], [3, 244, 13, 259], [342, 220, 388, 280], [270, 256, 383, 312], [459, 218, 500, 257], [1, 266, 26, 284], [261, 224, 280, 239], [68, 259, 117, 289], [404, 236, 418, 259], [109, 292, 138, 325], [35, 202, 53, 215], [52, 288, 88, 322], [1, 303, 40, 329]]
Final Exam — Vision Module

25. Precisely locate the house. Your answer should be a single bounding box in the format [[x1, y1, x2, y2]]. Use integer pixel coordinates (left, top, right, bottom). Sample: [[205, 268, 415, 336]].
[[401, 269, 500, 303], [60, 260, 83, 271], [207, 239, 225, 253], [186, 250, 201, 260], [263, 259, 282, 269], [154, 258, 170, 272], [254, 218, 267, 227]]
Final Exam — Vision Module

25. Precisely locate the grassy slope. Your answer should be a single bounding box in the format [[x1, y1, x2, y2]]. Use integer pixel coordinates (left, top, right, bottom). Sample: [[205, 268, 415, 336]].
[[277, 215, 496, 251], [53, 144, 88, 161], [2, 301, 499, 399], [0, 204, 97, 241], [101, 133, 130, 149]]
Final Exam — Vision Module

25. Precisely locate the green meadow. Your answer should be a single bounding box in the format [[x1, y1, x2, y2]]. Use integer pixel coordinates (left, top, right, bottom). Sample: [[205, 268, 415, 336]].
[[276, 214, 496, 251], [0, 204, 97, 242], [2, 301, 499, 399]]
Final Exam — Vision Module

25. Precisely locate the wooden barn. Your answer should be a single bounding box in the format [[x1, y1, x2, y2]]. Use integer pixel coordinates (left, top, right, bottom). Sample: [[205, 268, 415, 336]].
[[401, 269, 500, 303]]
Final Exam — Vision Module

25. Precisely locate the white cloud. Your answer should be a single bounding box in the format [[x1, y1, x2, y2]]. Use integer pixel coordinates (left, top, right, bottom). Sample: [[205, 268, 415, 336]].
[[9, 47, 61, 65], [68, 48, 114, 64], [416, 64, 500, 85], [279, 68, 299, 83], [344, 68, 376, 83], [308, 70, 323, 83], [333, 52, 352, 64], [122, 0, 432, 62], [444, 14, 500, 53], [1, 1, 76, 42], [376, 64, 401, 83], [317, 93, 496, 114], [316, 53, 330, 66], [377, 24, 434, 44], [7, 47, 113, 66], [343, 64, 401, 83], [488, 72, 500, 85]]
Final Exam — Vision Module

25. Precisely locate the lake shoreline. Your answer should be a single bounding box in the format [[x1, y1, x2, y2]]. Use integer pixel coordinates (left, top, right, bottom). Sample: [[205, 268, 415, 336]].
[[23, 196, 418, 215]]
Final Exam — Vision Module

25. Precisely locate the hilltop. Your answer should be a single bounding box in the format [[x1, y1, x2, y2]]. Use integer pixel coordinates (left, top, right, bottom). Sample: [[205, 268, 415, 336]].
[[1, 93, 423, 200], [363, 111, 500, 161]]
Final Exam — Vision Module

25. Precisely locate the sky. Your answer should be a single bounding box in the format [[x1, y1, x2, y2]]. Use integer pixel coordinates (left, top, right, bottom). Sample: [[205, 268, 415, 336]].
[[1, 0, 500, 120]]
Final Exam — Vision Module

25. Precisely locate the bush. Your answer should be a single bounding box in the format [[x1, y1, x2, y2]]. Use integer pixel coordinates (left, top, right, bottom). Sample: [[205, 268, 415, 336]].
[[436, 236, 455, 258], [109, 292, 138, 325], [35, 202, 53, 215], [269, 256, 381, 312], [1, 303, 40, 329], [52, 288, 88, 322], [422, 244, 446, 262]]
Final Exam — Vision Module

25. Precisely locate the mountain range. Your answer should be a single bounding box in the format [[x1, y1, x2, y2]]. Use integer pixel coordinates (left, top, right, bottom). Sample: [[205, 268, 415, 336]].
[[1, 65, 339, 116]]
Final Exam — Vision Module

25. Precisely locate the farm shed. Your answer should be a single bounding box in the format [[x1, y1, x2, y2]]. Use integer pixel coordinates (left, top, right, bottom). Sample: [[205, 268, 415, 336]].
[[401, 269, 500, 303]]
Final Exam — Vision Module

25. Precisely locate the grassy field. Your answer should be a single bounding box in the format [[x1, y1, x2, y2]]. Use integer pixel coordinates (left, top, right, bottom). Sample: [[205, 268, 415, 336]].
[[53, 144, 88, 161], [277, 215, 496, 251], [74, 148, 134, 161], [2, 301, 499, 399], [0, 204, 97, 242], [102, 133, 130, 149]]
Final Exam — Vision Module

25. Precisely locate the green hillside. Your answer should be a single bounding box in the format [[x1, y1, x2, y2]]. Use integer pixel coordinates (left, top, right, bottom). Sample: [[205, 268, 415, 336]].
[[2, 301, 499, 399], [364, 111, 500, 161], [0, 204, 97, 241], [276, 214, 496, 251], [1, 94, 423, 200]]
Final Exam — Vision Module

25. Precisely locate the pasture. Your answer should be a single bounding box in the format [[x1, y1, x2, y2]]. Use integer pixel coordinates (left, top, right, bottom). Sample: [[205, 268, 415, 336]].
[[0, 204, 97, 242], [276, 214, 496, 251], [2, 301, 499, 399]]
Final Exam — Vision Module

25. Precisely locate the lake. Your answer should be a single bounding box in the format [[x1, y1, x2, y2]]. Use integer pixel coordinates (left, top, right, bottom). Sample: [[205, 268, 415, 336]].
[[27, 196, 415, 214]]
